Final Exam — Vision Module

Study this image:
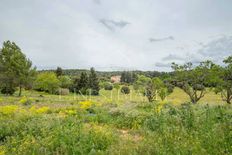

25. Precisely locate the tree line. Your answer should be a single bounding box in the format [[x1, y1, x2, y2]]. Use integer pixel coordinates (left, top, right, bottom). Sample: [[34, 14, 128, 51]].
[[0, 40, 231, 104]]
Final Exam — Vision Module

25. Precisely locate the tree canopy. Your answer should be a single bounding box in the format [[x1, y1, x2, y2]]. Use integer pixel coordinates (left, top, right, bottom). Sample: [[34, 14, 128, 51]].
[[0, 41, 36, 96]]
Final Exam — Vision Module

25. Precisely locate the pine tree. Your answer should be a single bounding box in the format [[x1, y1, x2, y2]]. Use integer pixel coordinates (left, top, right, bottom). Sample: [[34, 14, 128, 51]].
[[0, 41, 36, 96], [78, 72, 89, 94], [88, 67, 99, 95]]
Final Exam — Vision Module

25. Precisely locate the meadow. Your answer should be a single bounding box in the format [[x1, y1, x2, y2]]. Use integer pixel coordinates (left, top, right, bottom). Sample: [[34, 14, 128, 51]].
[[0, 88, 231, 155]]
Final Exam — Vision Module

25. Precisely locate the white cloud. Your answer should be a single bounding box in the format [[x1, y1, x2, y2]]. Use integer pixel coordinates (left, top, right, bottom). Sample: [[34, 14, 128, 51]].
[[0, 0, 232, 71]]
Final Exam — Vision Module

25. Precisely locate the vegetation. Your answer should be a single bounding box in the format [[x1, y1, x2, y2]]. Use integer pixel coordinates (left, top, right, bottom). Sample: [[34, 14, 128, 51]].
[[215, 56, 232, 104], [0, 40, 231, 154], [121, 86, 130, 94], [55, 67, 63, 77], [0, 41, 36, 96], [34, 72, 60, 94], [171, 61, 221, 104], [88, 67, 100, 95]]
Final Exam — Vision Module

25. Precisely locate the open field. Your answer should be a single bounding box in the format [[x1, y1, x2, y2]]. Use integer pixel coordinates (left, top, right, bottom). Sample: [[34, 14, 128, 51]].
[[0, 88, 231, 154]]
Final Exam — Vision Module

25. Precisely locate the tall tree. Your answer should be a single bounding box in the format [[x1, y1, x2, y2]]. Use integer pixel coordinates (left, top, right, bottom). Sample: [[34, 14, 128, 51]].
[[0, 41, 36, 96], [78, 72, 89, 94], [56, 67, 63, 77], [88, 67, 100, 95]]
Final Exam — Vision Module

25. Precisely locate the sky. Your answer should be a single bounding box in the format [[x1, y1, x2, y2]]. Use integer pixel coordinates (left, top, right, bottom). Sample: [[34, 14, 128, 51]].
[[0, 0, 232, 71]]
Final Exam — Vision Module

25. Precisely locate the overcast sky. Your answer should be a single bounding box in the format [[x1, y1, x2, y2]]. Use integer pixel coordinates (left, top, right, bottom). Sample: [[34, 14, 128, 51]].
[[0, 0, 232, 71]]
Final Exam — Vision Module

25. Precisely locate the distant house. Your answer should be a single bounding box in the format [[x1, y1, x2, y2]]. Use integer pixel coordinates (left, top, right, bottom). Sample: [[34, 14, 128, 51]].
[[111, 75, 121, 83]]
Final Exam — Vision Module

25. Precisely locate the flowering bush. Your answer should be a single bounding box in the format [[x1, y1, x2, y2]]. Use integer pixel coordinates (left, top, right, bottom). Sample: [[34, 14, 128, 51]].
[[19, 96, 33, 105]]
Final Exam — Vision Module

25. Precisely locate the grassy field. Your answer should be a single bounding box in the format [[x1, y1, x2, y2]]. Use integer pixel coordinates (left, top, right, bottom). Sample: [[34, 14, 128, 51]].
[[0, 88, 232, 154]]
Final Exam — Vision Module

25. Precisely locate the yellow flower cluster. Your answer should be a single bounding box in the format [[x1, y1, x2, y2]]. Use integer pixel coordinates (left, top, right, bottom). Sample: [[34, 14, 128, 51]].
[[0, 105, 18, 115], [19, 96, 34, 105], [58, 109, 77, 117], [155, 101, 168, 114], [30, 106, 50, 114], [79, 100, 93, 109]]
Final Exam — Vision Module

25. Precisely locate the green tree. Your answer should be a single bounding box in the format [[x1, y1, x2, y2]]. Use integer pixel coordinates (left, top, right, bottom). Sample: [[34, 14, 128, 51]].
[[171, 61, 219, 104], [78, 72, 89, 94], [121, 71, 137, 83], [56, 67, 63, 77], [214, 56, 232, 104], [145, 77, 164, 102], [88, 67, 100, 95], [34, 72, 60, 94], [59, 75, 72, 88], [0, 41, 36, 96], [133, 75, 151, 94]]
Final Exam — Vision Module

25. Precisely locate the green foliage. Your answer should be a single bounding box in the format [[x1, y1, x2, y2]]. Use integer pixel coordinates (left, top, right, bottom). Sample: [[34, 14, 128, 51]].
[[145, 77, 165, 102], [214, 56, 232, 104], [171, 61, 221, 104], [113, 83, 120, 90], [121, 86, 130, 94], [78, 72, 89, 94], [133, 75, 151, 94], [34, 72, 60, 94], [121, 71, 137, 83], [19, 96, 33, 105], [55, 66, 63, 77], [103, 82, 113, 90], [88, 67, 100, 95], [0, 40, 36, 96], [59, 75, 72, 88], [158, 88, 168, 101], [0, 116, 116, 155]]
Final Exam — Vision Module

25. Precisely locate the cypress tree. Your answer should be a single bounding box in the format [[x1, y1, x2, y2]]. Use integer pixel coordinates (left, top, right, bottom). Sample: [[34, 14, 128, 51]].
[[88, 67, 99, 95], [56, 67, 63, 77], [78, 72, 88, 94]]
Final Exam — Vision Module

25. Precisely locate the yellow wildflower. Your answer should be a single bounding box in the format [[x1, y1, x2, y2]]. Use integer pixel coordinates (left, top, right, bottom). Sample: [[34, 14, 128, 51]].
[[36, 106, 50, 114], [79, 100, 93, 109], [0, 105, 18, 115]]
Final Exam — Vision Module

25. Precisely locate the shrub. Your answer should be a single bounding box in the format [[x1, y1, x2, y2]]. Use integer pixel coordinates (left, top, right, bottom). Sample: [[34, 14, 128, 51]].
[[121, 86, 130, 94], [19, 96, 33, 105], [104, 82, 113, 90], [0, 85, 16, 95]]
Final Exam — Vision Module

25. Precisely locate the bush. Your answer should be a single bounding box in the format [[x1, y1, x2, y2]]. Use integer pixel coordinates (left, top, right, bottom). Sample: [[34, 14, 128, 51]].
[[0, 85, 16, 95], [104, 82, 113, 90], [19, 96, 33, 106], [121, 86, 130, 94]]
